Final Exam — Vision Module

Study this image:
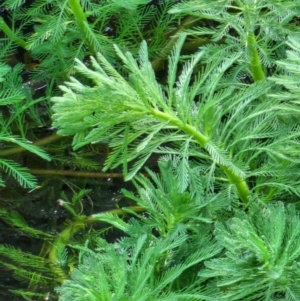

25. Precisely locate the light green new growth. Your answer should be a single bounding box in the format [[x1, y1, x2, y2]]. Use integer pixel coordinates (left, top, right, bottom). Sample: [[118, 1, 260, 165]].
[[52, 33, 300, 204], [52, 35, 250, 202]]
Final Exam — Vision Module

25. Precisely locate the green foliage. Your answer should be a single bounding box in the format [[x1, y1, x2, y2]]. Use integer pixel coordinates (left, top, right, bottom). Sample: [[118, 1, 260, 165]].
[[0, 242, 59, 301], [1, 0, 180, 81], [51, 33, 300, 204], [50, 2, 300, 299], [57, 232, 215, 301], [0, 244, 53, 284], [2, 1, 300, 301], [269, 36, 300, 100], [58, 160, 222, 300], [0, 63, 50, 188], [58, 157, 300, 300], [120, 157, 228, 235], [202, 202, 300, 300], [169, 0, 300, 81], [93, 156, 226, 239], [0, 208, 53, 237]]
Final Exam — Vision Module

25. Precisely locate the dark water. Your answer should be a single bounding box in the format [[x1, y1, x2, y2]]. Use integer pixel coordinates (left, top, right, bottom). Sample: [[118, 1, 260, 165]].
[[0, 173, 134, 300]]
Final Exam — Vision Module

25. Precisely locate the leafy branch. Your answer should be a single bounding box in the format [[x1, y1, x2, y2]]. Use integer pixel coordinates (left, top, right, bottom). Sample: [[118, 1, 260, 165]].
[[0, 63, 51, 188], [52, 32, 300, 203]]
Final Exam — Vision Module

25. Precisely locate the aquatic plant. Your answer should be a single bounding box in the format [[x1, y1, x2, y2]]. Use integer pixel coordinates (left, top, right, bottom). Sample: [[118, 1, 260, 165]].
[[1, 0, 300, 300]]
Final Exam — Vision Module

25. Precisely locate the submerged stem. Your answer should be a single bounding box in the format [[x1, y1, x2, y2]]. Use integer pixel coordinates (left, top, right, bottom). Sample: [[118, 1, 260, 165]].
[[29, 169, 124, 178], [48, 206, 144, 283], [0, 134, 61, 157]]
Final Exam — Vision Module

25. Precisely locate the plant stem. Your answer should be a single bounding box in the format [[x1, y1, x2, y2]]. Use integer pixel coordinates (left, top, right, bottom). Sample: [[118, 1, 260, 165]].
[[222, 166, 250, 203], [48, 205, 144, 283], [68, 0, 95, 54], [0, 17, 27, 49], [247, 32, 265, 81], [125, 103, 251, 202], [151, 108, 251, 203], [29, 169, 124, 178], [0, 133, 62, 157], [48, 219, 86, 283]]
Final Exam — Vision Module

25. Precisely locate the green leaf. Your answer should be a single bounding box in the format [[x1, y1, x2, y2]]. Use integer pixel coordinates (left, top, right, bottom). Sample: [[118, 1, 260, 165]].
[[0, 159, 37, 188], [0, 136, 51, 161]]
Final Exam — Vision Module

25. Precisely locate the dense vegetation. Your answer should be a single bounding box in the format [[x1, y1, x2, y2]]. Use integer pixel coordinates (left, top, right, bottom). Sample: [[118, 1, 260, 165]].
[[1, 0, 300, 300]]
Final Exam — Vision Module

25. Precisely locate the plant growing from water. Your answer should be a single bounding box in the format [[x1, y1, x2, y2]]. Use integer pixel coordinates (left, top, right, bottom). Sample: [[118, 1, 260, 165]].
[[52, 33, 300, 204], [1, 0, 300, 300], [0, 1, 196, 298], [51, 35, 300, 301]]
